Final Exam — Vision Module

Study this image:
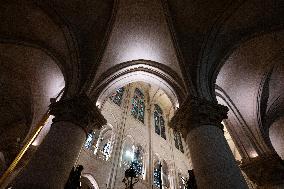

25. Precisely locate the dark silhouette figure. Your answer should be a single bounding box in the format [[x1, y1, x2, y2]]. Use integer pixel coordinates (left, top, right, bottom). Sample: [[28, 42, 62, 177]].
[[186, 170, 197, 189], [65, 165, 84, 189]]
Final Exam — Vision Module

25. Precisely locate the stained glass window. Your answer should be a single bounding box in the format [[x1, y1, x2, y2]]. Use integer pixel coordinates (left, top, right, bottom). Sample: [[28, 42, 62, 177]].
[[154, 161, 162, 188], [174, 131, 184, 153], [154, 104, 166, 140], [109, 87, 125, 106], [84, 131, 95, 149], [102, 141, 111, 160], [131, 88, 145, 123], [174, 131, 179, 149], [178, 173, 186, 189], [132, 146, 143, 176]]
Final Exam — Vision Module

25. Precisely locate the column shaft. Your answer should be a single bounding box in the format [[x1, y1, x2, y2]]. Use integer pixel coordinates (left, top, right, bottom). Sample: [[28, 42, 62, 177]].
[[12, 94, 106, 189], [13, 121, 85, 189], [170, 97, 248, 189], [187, 124, 247, 188]]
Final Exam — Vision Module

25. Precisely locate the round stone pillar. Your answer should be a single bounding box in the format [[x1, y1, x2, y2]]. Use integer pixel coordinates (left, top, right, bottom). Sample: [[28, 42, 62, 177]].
[[13, 94, 106, 189], [170, 97, 248, 189]]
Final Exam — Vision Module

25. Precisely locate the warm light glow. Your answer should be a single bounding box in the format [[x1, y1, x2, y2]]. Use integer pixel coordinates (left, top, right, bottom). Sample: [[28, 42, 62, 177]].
[[175, 102, 179, 109], [32, 115, 54, 146], [96, 101, 101, 108], [120, 38, 162, 63], [47, 72, 65, 99], [250, 151, 258, 158], [0, 113, 48, 185], [82, 174, 99, 189]]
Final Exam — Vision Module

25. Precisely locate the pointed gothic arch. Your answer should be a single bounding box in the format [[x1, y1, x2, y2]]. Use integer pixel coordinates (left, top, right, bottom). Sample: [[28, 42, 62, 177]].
[[81, 173, 100, 189]]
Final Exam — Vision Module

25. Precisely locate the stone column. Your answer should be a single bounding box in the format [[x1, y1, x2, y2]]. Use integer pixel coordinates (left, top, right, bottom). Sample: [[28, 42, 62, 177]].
[[241, 153, 284, 189], [170, 97, 248, 189], [13, 94, 106, 189], [168, 163, 177, 189], [94, 129, 104, 155]]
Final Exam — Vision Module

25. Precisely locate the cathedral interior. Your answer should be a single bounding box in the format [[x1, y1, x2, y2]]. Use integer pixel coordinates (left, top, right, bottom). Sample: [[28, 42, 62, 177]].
[[0, 0, 283, 189]]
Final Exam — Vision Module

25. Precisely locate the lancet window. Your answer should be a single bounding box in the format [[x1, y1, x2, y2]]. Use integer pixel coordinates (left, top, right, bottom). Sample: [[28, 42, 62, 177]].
[[122, 143, 144, 177], [178, 173, 186, 189], [132, 146, 143, 176], [84, 131, 95, 149], [131, 88, 145, 123], [153, 160, 162, 188], [154, 104, 166, 139], [174, 131, 184, 153], [109, 87, 125, 106], [102, 141, 111, 160]]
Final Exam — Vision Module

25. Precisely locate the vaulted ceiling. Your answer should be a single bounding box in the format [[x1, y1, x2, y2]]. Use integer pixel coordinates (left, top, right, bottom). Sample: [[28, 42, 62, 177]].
[[0, 0, 115, 152], [216, 30, 284, 158], [167, 0, 284, 99]]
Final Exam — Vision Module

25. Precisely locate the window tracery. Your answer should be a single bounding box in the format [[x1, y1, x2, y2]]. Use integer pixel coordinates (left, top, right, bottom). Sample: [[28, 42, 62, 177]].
[[132, 146, 143, 176], [109, 87, 125, 106], [131, 88, 145, 123], [84, 127, 114, 161], [178, 173, 186, 189], [122, 144, 144, 177], [84, 131, 95, 149], [153, 160, 162, 188], [174, 131, 184, 153], [102, 141, 111, 160], [154, 104, 166, 139]]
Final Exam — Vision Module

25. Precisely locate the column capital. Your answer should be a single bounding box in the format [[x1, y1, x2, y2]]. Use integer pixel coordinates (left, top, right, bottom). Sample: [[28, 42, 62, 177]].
[[170, 96, 228, 137], [49, 93, 106, 133], [240, 154, 284, 187]]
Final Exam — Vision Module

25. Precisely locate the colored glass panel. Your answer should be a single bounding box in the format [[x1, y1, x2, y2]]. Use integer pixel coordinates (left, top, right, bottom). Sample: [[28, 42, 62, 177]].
[[84, 131, 94, 149], [131, 88, 145, 123], [174, 131, 184, 153], [160, 117, 166, 140], [154, 111, 160, 135], [154, 161, 162, 188], [178, 173, 186, 189], [102, 141, 111, 160], [177, 132, 184, 153], [109, 87, 125, 106], [154, 104, 166, 139], [132, 146, 143, 176], [174, 131, 179, 149]]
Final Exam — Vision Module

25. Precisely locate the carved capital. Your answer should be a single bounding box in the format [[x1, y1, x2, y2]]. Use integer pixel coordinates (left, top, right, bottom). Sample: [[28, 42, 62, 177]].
[[240, 154, 284, 187], [170, 97, 228, 137], [49, 94, 106, 134]]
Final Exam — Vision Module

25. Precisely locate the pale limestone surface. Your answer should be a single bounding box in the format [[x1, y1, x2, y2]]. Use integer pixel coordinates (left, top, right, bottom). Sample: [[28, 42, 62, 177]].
[[78, 82, 191, 189]]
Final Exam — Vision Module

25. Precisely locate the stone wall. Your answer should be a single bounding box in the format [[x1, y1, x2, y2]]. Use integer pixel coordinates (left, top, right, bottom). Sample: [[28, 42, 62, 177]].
[[78, 82, 191, 189], [78, 82, 247, 189]]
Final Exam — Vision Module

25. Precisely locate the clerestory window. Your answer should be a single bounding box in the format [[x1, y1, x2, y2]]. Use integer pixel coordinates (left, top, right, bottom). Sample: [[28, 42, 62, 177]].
[[174, 131, 184, 153], [131, 88, 145, 123], [109, 87, 125, 106], [154, 104, 166, 140]]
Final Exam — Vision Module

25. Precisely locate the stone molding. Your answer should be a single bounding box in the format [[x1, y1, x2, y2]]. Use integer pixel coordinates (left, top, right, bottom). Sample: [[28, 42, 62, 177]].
[[240, 154, 284, 187], [169, 96, 228, 137], [49, 94, 106, 134]]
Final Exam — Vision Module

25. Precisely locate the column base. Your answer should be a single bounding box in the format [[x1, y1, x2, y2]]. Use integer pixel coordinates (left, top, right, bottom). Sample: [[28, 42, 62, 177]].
[[240, 154, 284, 188]]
